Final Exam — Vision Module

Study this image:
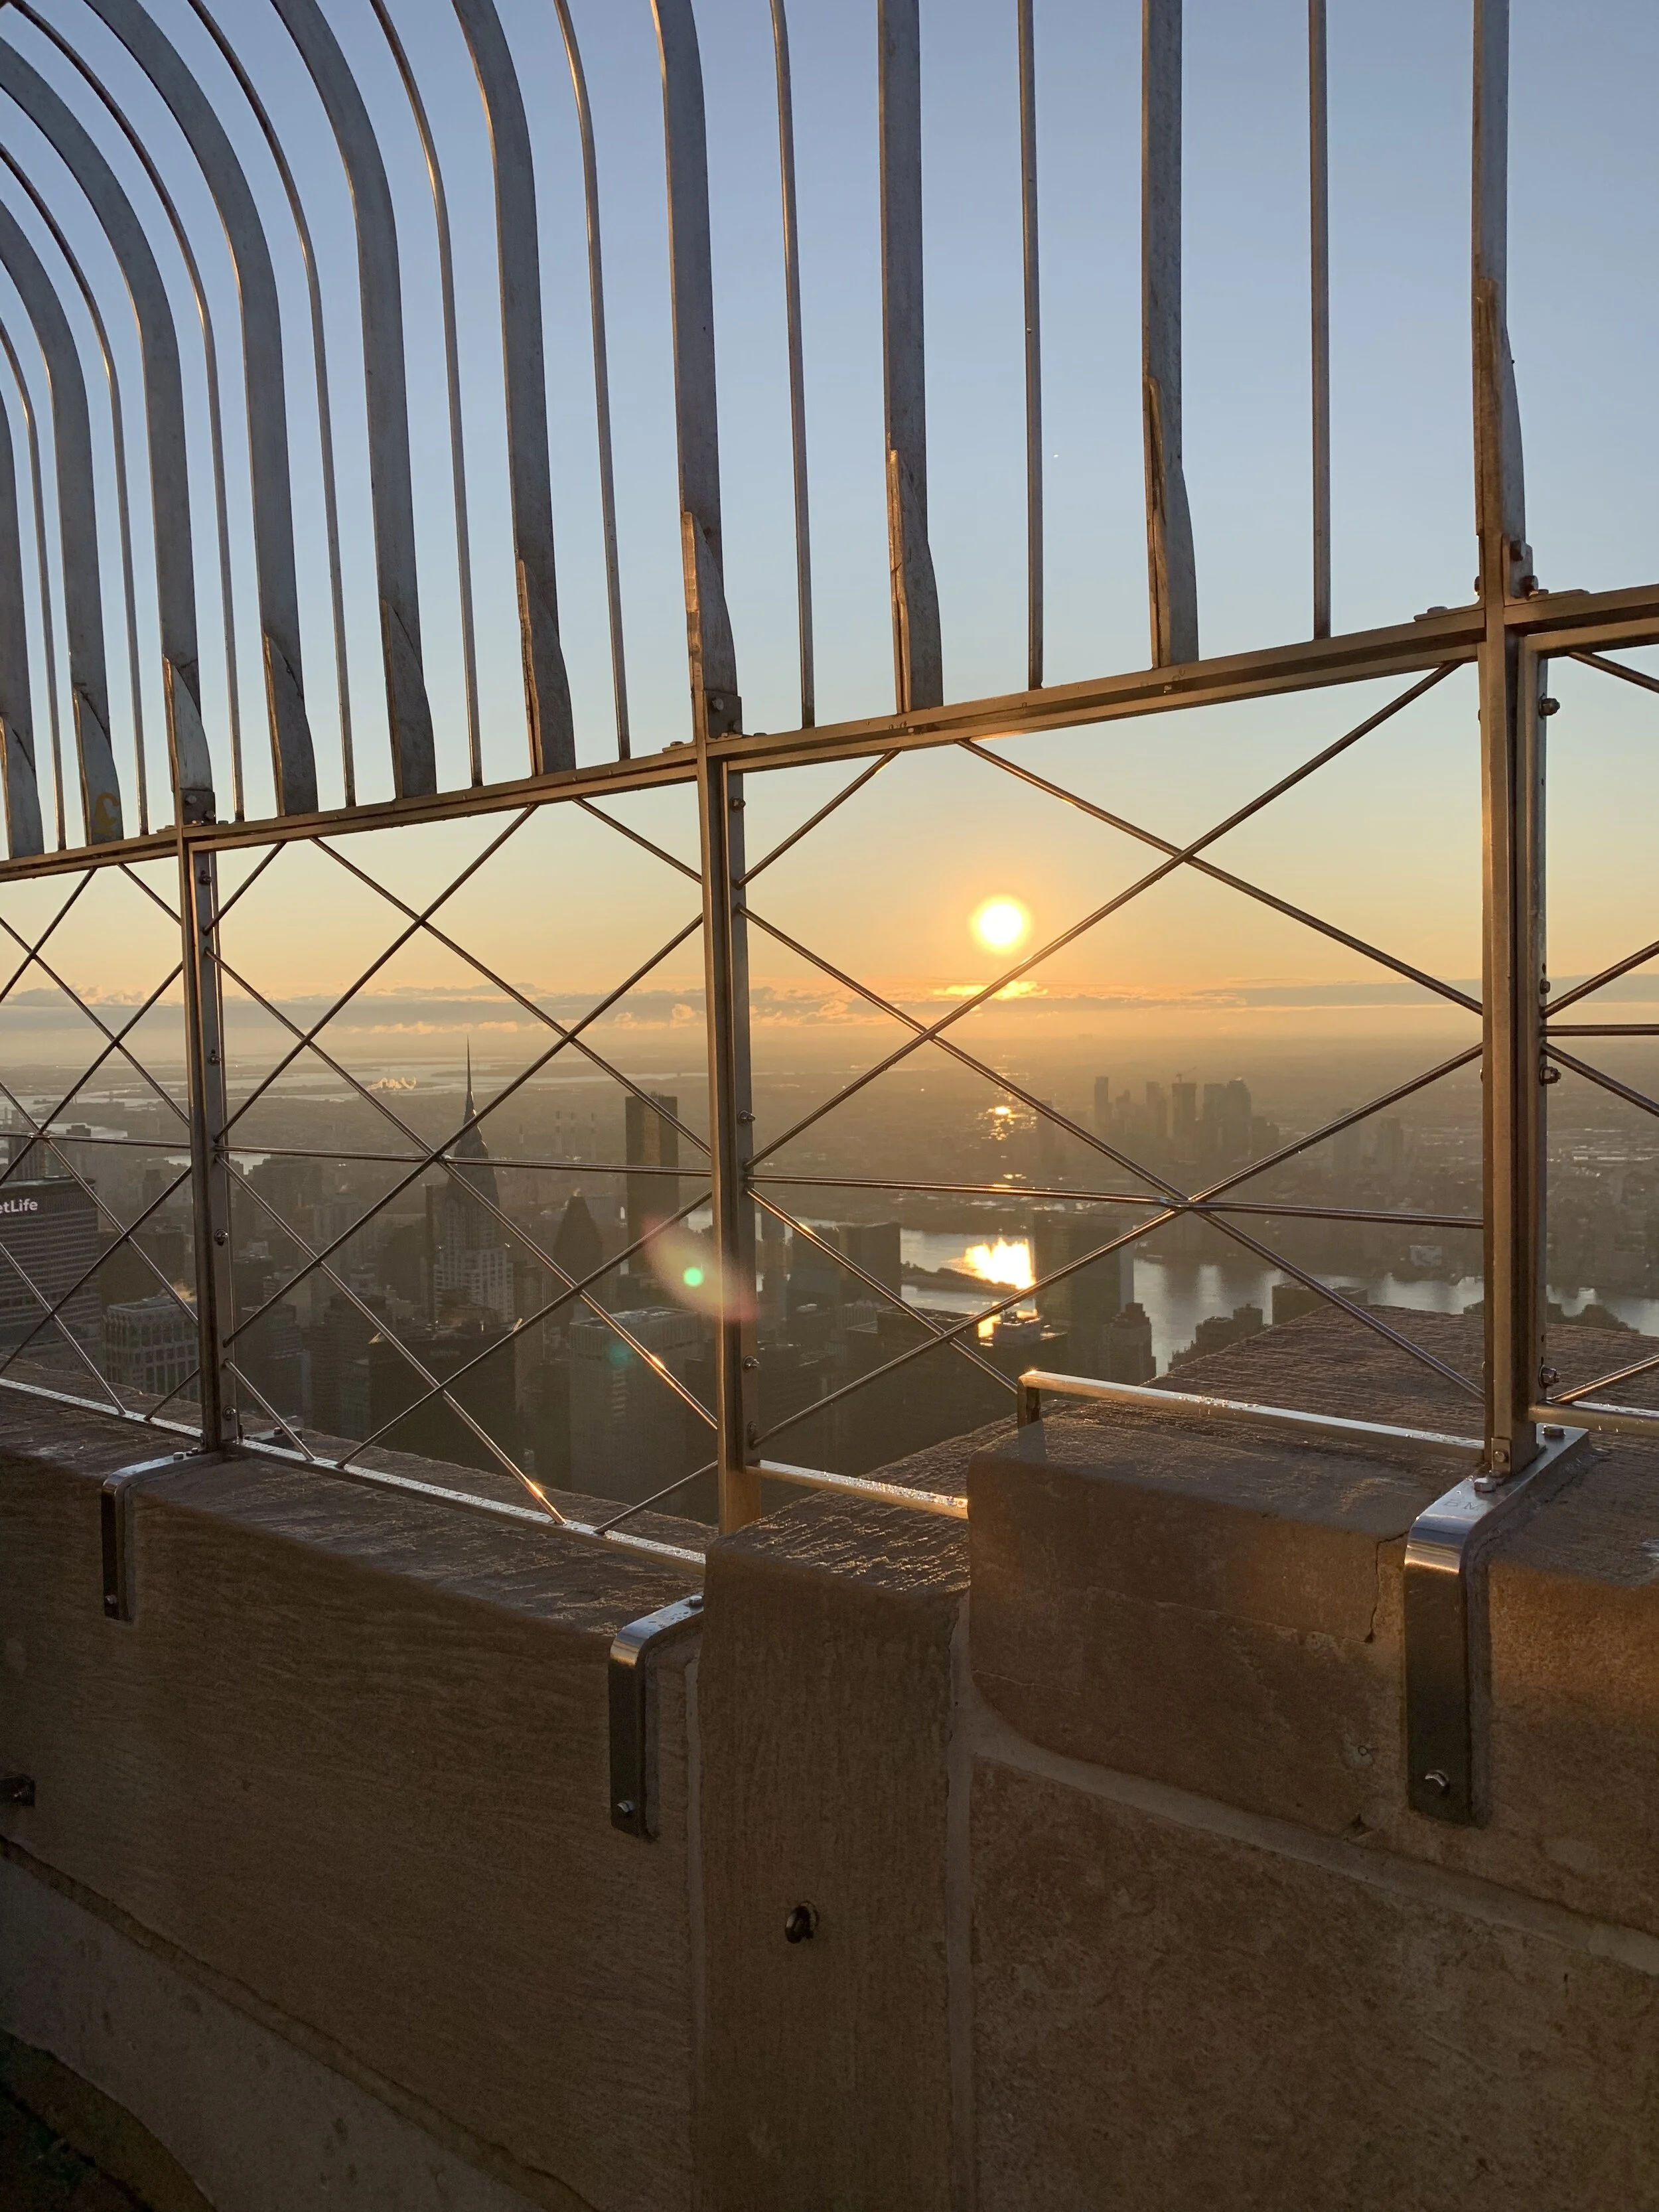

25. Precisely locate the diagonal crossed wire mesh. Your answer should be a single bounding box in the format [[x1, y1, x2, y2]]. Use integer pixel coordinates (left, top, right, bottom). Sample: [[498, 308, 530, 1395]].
[[731, 668, 1488, 1477], [1534, 650, 1659, 1425], [0, 859, 202, 1431]]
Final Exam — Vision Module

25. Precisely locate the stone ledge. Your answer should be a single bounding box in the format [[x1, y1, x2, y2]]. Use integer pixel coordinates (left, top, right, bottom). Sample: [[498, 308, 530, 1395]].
[[0, 1398, 705, 2212], [967, 1341, 1659, 1939]]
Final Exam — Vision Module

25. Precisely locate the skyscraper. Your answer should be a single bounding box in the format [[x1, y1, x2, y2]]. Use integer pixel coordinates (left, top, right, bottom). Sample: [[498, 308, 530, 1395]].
[[1170, 1080, 1196, 1158], [105, 1294, 196, 1401], [568, 1305, 702, 1501], [624, 1092, 680, 1258], [0, 1175, 102, 1370], [1030, 1207, 1129, 1370], [1094, 1075, 1113, 1139], [427, 1050, 513, 1323]]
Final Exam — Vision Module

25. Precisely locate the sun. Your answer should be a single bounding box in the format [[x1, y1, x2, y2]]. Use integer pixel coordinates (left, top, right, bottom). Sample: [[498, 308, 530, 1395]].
[[971, 896, 1031, 954]]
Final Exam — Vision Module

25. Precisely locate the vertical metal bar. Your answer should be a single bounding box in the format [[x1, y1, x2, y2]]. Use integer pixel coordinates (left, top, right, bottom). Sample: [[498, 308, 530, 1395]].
[[1479, 627, 1546, 1481], [0, 322, 63, 848], [0, 380, 42, 855], [11, 12, 261, 818], [0, 48, 212, 820], [770, 0, 815, 729], [1141, 0, 1198, 668], [179, 838, 235, 1448], [698, 740, 760, 1531], [1017, 0, 1043, 692], [1473, 0, 1540, 1481], [879, 0, 942, 713], [553, 0, 630, 759], [269, 0, 436, 798], [88, 0, 318, 818], [181, 0, 355, 806], [368, 0, 484, 786], [652, 0, 741, 743], [1308, 0, 1331, 641], [0, 204, 123, 843], [452, 0, 576, 775]]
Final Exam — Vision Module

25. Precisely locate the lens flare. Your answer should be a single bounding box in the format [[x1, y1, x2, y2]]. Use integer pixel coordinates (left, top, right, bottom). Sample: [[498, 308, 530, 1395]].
[[972, 896, 1031, 953], [642, 1223, 755, 1321]]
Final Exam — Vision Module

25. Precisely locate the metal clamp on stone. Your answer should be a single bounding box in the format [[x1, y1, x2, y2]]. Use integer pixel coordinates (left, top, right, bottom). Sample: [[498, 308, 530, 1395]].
[[101, 1449, 228, 1623], [609, 1593, 703, 1840], [1404, 1424, 1587, 1827]]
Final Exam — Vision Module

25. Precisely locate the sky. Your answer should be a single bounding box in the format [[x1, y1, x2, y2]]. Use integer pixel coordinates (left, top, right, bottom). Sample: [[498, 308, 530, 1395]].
[[0, 0, 1656, 1073]]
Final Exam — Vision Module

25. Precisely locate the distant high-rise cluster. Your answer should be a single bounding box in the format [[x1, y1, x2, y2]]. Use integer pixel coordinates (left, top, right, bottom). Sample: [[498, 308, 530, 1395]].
[[1092, 1071, 1277, 1174]]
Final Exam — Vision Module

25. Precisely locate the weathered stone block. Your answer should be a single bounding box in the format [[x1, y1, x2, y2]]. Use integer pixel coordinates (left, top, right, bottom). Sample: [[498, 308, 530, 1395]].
[[697, 1493, 968, 2212], [968, 1411, 1453, 1833], [972, 1754, 1659, 2212]]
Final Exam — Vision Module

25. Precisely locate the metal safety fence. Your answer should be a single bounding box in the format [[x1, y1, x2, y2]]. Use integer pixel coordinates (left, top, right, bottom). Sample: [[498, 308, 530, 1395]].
[[0, 1, 1654, 1826]]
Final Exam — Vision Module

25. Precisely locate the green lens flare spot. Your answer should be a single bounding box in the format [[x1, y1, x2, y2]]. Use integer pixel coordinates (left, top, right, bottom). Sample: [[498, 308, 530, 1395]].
[[682, 1266, 705, 1288]]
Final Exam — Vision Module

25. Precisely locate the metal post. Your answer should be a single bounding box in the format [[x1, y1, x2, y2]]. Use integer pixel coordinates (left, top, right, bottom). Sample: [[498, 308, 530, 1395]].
[[1017, 0, 1043, 693], [1142, 0, 1198, 668], [1473, 0, 1541, 1481], [879, 0, 943, 713], [698, 741, 760, 1530], [179, 839, 237, 1448], [1308, 0, 1331, 641], [652, 0, 743, 744]]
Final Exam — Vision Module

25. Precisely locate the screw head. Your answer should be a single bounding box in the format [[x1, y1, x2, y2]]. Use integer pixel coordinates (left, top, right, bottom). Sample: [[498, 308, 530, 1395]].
[[214, 1230, 228, 1246], [1540, 697, 1560, 716], [784, 1903, 817, 1943], [1543, 1424, 1565, 1440]]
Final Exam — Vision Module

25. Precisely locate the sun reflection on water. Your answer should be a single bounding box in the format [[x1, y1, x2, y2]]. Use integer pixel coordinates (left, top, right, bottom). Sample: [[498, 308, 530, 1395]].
[[962, 1238, 1035, 1290]]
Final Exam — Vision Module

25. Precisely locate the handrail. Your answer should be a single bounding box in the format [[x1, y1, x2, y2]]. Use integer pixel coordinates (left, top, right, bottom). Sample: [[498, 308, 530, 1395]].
[[1017, 1370, 1485, 1465]]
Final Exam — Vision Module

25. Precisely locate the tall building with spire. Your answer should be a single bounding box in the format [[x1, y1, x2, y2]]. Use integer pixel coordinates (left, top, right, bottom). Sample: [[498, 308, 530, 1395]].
[[425, 1048, 513, 1323]]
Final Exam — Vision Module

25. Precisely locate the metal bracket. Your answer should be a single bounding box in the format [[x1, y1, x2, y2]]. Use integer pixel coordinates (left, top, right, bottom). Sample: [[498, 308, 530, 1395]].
[[101, 1449, 226, 1622], [609, 1593, 703, 1840], [1404, 1424, 1587, 1824]]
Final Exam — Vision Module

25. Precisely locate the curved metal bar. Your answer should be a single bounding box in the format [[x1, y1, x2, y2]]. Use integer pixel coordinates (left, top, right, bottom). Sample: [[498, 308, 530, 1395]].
[[650, 0, 740, 741], [267, 0, 435, 796], [370, 0, 482, 784], [0, 198, 123, 842], [551, 0, 628, 757], [0, 40, 214, 814], [182, 0, 352, 804], [1017, 0, 1041, 691], [878, 0, 942, 712], [1143, 0, 1198, 666], [0, 317, 56, 848], [0, 374, 42, 853], [81, 0, 317, 816], [16, 7, 251, 819], [769, 0, 813, 728], [0, 145, 145, 837], [451, 0, 575, 774]]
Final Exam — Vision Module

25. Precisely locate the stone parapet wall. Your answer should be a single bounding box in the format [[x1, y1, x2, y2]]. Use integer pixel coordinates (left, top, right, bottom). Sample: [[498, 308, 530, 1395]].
[[2, 1309, 1657, 2208]]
